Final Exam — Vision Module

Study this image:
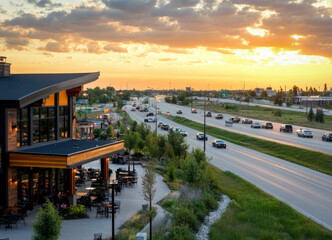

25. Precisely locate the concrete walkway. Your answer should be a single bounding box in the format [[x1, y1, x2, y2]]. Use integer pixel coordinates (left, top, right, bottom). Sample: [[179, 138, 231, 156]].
[[0, 161, 170, 240]]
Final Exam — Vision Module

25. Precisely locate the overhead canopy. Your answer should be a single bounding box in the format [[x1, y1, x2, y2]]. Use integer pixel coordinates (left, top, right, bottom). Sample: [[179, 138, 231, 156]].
[[9, 139, 124, 168], [0, 72, 99, 108]]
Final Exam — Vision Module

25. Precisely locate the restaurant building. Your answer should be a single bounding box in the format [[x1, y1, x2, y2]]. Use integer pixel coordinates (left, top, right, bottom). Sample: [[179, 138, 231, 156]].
[[0, 57, 124, 209]]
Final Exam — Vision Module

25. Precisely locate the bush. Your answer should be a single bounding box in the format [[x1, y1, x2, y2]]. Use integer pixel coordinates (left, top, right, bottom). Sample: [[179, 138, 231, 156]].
[[273, 109, 282, 117], [225, 103, 238, 111], [167, 164, 176, 182], [167, 225, 196, 240], [203, 193, 218, 211], [65, 204, 86, 219], [32, 200, 62, 240], [315, 109, 324, 123], [174, 207, 199, 231]]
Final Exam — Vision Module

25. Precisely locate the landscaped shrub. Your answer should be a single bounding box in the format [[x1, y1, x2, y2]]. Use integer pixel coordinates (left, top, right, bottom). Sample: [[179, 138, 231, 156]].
[[273, 109, 282, 117], [173, 206, 199, 231], [203, 193, 219, 211], [166, 225, 196, 240], [65, 204, 86, 219]]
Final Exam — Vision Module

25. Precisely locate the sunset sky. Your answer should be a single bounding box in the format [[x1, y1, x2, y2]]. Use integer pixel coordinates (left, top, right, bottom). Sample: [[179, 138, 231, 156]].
[[1, 0, 332, 91]]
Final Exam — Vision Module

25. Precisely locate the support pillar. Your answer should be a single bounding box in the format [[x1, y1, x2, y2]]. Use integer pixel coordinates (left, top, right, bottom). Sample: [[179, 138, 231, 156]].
[[49, 169, 53, 196], [101, 158, 109, 181], [67, 168, 77, 206]]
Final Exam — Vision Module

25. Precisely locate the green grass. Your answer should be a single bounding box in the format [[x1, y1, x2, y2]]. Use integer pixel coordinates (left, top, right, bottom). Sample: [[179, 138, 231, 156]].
[[209, 165, 332, 240], [166, 115, 332, 176], [190, 102, 332, 131]]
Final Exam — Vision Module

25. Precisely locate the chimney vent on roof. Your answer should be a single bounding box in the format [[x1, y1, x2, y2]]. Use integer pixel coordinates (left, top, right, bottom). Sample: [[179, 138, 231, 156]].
[[0, 56, 11, 78]]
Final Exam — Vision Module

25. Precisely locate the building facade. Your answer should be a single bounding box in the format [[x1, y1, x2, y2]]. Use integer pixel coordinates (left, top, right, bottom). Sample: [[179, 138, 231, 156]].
[[0, 57, 124, 210]]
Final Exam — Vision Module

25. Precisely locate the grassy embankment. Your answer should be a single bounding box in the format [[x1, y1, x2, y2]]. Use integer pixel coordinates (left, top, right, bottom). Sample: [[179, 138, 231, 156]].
[[166, 115, 332, 176], [191, 102, 332, 131], [209, 165, 332, 239]]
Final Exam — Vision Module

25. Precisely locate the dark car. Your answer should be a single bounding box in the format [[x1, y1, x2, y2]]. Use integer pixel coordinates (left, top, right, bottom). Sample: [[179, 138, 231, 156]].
[[242, 118, 253, 124], [212, 139, 226, 148], [176, 109, 182, 114], [144, 108, 149, 112], [205, 111, 212, 117], [251, 122, 261, 128], [322, 132, 332, 142], [157, 122, 164, 127], [229, 116, 241, 123], [161, 124, 169, 130], [262, 122, 273, 129], [136, 106, 140, 110], [146, 112, 154, 117], [215, 114, 223, 119], [280, 124, 293, 133], [191, 109, 197, 113], [196, 132, 208, 140]]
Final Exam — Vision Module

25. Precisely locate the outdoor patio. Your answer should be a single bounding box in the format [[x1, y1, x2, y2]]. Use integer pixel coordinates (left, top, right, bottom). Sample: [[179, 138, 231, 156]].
[[0, 162, 170, 240]]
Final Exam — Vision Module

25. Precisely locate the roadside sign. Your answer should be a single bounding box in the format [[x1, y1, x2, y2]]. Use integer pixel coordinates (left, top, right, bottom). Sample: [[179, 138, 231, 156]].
[[87, 109, 92, 114], [221, 90, 229, 98]]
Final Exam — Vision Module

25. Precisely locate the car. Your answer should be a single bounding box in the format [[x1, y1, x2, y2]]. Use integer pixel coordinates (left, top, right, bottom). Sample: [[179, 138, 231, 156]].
[[131, 108, 136, 111], [242, 118, 253, 124], [144, 117, 149, 122], [322, 132, 332, 142], [262, 122, 273, 129], [212, 139, 226, 148], [196, 132, 208, 140], [157, 122, 164, 127], [180, 130, 188, 137], [166, 112, 170, 116], [229, 116, 241, 123], [169, 126, 175, 132], [191, 109, 197, 113], [175, 127, 181, 132], [251, 122, 261, 128], [161, 124, 169, 130], [280, 124, 293, 133], [215, 114, 223, 119], [146, 112, 154, 117], [205, 111, 212, 117], [140, 108, 145, 112], [296, 128, 304, 134], [136, 106, 140, 110], [176, 109, 182, 114], [148, 117, 156, 123], [158, 110, 162, 114], [297, 129, 313, 138], [144, 108, 149, 112]]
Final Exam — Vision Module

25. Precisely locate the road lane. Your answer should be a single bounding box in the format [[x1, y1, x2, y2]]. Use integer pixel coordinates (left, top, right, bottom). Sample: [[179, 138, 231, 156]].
[[125, 104, 332, 231], [154, 99, 332, 155]]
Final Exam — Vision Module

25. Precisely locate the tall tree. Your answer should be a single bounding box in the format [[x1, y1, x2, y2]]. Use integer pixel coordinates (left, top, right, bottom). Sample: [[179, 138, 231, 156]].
[[308, 107, 314, 122], [292, 85, 299, 96], [142, 161, 156, 240], [124, 131, 140, 171], [324, 83, 327, 92]]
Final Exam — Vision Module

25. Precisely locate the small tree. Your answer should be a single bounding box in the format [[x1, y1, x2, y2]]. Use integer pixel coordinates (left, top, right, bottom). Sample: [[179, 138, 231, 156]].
[[308, 107, 314, 121], [93, 128, 102, 138], [124, 131, 140, 171], [142, 161, 156, 240], [315, 109, 324, 123], [32, 200, 62, 240]]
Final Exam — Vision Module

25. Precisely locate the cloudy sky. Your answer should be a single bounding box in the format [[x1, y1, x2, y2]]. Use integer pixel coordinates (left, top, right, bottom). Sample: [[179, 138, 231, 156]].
[[1, 0, 332, 90]]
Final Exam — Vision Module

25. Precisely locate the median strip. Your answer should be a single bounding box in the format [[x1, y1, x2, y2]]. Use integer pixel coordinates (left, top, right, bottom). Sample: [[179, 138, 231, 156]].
[[166, 115, 332, 176]]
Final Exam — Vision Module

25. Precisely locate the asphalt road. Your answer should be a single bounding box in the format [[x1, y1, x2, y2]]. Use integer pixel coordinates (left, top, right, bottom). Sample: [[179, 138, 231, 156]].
[[125, 104, 332, 232], [152, 99, 332, 156]]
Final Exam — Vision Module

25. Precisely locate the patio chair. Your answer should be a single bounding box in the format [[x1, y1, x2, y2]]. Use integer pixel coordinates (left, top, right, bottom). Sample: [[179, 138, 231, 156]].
[[94, 233, 102, 240], [114, 200, 121, 213], [96, 206, 105, 218]]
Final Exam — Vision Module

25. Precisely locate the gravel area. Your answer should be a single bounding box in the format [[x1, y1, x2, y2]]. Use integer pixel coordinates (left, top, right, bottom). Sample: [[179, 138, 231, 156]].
[[195, 194, 231, 240]]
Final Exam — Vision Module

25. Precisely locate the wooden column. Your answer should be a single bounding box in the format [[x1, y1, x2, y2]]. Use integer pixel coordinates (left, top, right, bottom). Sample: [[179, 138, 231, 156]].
[[101, 158, 109, 181], [68, 168, 76, 195]]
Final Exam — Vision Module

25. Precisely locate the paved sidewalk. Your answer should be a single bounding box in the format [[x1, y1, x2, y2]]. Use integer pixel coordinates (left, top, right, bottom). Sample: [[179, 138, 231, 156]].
[[0, 162, 170, 240]]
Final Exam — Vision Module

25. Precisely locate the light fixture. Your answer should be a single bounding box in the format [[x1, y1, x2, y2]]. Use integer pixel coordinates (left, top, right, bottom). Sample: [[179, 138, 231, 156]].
[[12, 124, 18, 131]]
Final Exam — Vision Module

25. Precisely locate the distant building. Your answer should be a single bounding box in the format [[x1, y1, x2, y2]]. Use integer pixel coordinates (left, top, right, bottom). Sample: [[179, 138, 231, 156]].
[[254, 88, 264, 96], [76, 99, 88, 104], [266, 87, 276, 97], [186, 87, 191, 92], [293, 96, 332, 106]]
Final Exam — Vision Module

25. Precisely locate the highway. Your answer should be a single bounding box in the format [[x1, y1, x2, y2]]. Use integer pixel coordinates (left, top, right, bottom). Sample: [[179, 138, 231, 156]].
[[125, 103, 332, 231], [153, 99, 332, 156]]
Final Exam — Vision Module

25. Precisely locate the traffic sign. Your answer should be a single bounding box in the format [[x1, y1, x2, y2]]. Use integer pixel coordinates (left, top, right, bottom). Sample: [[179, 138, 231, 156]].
[[221, 90, 229, 98]]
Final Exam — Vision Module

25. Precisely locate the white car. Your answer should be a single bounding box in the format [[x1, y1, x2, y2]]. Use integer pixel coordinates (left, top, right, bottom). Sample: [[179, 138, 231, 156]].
[[147, 117, 156, 123], [296, 128, 304, 134], [180, 130, 187, 137], [297, 129, 313, 138]]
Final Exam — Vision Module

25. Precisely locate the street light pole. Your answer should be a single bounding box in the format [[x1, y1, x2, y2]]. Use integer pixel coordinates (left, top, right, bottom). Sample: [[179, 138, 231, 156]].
[[155, 98, 158, 135], [204, 92, 206, 152]]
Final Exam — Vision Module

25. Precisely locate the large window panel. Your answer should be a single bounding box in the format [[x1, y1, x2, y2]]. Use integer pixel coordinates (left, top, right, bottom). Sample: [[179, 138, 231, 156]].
[[33, 120, 40, 144]]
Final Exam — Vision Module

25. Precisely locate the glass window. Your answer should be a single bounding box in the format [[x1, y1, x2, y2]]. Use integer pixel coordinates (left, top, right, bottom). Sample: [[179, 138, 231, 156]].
[[48, 118, 55, 141], [33, 120, 39, 144], [40, 107, 47, 119], [32, 107, 39, 119], [40, 119, 48, 142], [48, 107, 55, 118]]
